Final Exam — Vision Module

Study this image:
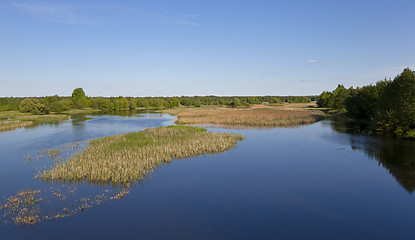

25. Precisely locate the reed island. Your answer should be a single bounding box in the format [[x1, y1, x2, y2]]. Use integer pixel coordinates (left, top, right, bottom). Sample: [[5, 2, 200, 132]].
[[40, 125, 244, 184]]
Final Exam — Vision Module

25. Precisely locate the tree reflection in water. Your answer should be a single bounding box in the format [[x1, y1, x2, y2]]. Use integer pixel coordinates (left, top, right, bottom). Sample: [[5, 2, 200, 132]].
[[330, 120, 415, 193]]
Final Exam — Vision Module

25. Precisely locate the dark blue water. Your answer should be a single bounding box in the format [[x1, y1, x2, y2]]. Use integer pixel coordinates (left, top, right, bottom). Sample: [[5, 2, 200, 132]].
[[1, 115, 414, 239]]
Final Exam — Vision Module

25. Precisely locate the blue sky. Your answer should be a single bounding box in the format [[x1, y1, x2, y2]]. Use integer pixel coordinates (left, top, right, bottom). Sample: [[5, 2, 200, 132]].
[[1, 0, 414, 97]]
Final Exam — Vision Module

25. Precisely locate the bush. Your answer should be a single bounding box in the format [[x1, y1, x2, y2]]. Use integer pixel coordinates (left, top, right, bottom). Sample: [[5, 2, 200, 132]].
[[19, 98, 48, 115], [270, 97, 283, 104], [50, 100, 72, 113]]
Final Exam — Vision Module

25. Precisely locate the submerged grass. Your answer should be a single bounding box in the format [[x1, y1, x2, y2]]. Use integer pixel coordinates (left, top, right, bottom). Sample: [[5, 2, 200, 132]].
[[40, 125, 244, 184], [0, 189, 42, 225], [1, 186, 115, 225]]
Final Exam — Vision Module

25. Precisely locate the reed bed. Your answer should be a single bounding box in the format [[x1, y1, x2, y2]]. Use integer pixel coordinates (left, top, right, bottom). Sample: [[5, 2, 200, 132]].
[[0, 121, 33, 132], [40, 125, 244, 184], [176, 109, 323, 127]]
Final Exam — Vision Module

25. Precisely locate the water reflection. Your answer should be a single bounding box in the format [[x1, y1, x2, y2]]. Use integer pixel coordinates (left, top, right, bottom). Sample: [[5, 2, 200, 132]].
[[330, 120, 415, 193]]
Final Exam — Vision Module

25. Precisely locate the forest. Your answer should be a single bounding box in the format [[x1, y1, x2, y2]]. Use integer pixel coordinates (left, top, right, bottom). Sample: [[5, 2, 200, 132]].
[[317, 68, 415, 136], [0, 89, 314, 114]]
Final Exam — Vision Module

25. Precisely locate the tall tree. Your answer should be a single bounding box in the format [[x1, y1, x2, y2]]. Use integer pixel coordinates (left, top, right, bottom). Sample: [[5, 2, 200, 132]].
[[71, 88, 88, 109], [378, 68, 415, 132]]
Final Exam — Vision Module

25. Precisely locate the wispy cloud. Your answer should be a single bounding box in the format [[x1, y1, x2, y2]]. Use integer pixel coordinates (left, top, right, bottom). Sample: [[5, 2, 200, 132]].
[[6, 1, 199, 26], [166, 19, 197, 26], [11, 2, 99, 25], [12, 3, 57, 13], [307, 59, 319, 63], [140, 11, 199, 26]]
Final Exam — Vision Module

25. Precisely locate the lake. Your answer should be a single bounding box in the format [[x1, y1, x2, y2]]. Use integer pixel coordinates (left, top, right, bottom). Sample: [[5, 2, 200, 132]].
[[1, 113, 414, 239]]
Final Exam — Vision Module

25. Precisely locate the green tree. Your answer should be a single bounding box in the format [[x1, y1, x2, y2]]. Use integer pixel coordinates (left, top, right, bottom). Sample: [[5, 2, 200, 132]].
[[71, 88, 88, 109], [129, 98, 138, 109], [19, 98, 48, 115], [331, 84, 350, 110], [229, 98, 242, 108], [317, 91, 332, 107], [270, 97, 283, 104], [378, 68, 415, 132], [101, 99, 114, 111], [166, 98, 180, 108], [50, 99, 72, 113], [137, 98, 149, 108], [192, 100, 201, 107], [112, 96, 129, 111], [247, 97, 256, 104], [345, 80, 389, 120], [180, 98, 192, 106]]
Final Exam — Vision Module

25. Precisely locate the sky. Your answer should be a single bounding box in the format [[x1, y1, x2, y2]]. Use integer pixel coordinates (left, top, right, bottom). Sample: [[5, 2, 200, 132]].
[[1, 0, 414, 97]]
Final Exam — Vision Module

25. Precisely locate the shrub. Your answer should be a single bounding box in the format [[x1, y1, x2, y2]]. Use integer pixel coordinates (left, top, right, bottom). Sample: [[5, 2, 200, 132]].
[[19, 98, 48, 115], [50, 100, 72, 113]]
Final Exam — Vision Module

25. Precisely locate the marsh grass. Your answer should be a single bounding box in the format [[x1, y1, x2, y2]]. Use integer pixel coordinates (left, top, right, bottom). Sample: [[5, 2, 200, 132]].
[[15, 114, 70, 123], [40, 125, 244, 185], [176, 109, 324, 127], [0, 111, 70, 132], [157, 103, 325, 128], [62, 108, 100, 114], [30, 142, 85, 163], [0, 121, 33, 132]]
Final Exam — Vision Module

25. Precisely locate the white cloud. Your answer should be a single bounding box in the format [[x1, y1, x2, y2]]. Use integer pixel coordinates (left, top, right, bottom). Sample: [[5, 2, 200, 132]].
[[307, 59, 319, 63]]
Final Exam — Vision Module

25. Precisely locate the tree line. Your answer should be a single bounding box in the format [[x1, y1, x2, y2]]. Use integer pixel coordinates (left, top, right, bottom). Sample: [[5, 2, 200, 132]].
[[1, 89, 314, 114], [317, 68, 415, 136]]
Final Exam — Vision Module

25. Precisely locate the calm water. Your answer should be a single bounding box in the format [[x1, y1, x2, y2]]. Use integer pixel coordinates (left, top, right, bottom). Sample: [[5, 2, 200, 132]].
[[1, 113, 415, 239]]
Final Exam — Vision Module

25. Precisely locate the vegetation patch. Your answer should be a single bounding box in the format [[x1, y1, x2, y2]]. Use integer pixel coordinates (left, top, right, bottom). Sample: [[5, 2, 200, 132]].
[[1, 186, 116, 225], [0, 120, 33, 132], [40, 125, 244, 184], [0, 189, 42, 225], [0, 111, 70, 132], [176, 108, 324, 127], [317, 68, 415, 136]]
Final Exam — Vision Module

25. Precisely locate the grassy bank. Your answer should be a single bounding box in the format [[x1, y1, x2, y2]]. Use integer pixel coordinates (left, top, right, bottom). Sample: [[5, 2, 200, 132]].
[[0, 111, 70, 132], [162, 103, 325, 128], [0, 121, 34, 132], [62, 108, 100, 114], [40, 125, 244, 184]]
